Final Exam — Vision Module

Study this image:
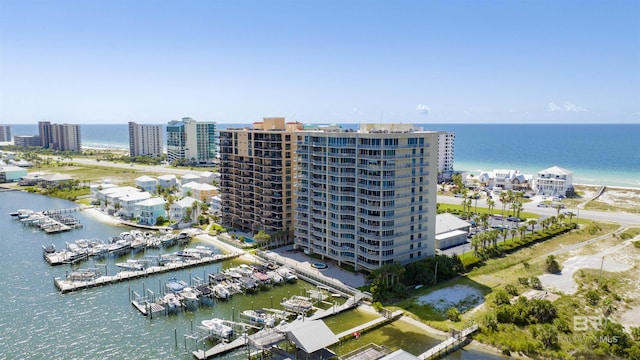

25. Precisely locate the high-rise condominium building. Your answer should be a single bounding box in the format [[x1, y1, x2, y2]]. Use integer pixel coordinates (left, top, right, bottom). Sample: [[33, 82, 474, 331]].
[[294, 123, 439, 271], [437, 132, 455, 181], [0, 125, 11, 142], [166, 117, 216, 165], [38, 122, 81, 151], [219, 117, 301, 237], [128, 122, 163, 157]]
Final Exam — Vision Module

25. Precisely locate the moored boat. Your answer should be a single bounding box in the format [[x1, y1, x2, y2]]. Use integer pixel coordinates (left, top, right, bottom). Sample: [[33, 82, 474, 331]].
[[201, 318, 233, 338], [241, 309, 276, 327]]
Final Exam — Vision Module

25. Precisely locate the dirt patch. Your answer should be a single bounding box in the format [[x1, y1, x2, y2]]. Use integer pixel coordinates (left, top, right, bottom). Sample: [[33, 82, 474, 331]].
[[615, 305, 640, 331]]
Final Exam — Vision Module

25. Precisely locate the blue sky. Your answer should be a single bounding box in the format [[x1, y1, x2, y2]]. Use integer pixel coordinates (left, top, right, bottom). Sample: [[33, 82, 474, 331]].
[[1, 0, 639, 124]]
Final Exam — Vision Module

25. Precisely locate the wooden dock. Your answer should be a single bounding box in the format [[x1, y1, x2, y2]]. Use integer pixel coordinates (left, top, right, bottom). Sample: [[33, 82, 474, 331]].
[[54, 253, 240, 293], [417, 324, 479, 360], [335, 310, 403, 340]]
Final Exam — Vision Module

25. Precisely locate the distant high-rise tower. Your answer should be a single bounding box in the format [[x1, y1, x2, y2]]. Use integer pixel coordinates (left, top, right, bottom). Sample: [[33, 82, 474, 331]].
[[0, 125, 11, 142], [166, 117, 216, 165], [38, 122, 81, 151], [437, 132, 455, 181], [128, 122, 163, 157], [219, 117, 301, 237], [38, 121, 52, 148], [294, 123, 439, 271]]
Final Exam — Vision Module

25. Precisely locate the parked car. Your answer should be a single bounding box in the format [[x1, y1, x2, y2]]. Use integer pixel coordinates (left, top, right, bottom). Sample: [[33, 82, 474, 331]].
[[537, 203, 549, 208], [507, 216, 521, 222]]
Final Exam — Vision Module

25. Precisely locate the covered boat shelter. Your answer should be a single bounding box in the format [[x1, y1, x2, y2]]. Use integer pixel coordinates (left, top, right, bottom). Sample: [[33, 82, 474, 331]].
[[288, 320, 338, 359]]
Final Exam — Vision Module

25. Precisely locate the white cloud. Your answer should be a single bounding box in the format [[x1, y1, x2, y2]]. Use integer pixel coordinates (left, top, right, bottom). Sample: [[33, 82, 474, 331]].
[[416, 104, 430, 114], [563, 102, 586, 112], [548, 102, 563, 112], [549, 101, 587, 112]]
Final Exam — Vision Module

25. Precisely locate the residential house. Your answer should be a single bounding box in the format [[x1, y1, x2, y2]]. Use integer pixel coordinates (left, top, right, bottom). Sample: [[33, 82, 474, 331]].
[[158, 174, 178, 189], [182, 181, 218, 202], [169, 196, 201, 226], [198, 171, 215, 184], [135, 197, 166, 225], [534, 166, 574, 196], [115, 192, 152, 220], [135, 175, 158, 192], [180, 173, 200, 185], [477, 169, 530, 191]]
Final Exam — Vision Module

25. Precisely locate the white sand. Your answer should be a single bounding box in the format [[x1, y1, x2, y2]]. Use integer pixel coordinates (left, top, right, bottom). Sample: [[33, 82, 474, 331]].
[[83, 207, 124, 226], [416, 285, 484, 312], [539, 254, 632, 294]]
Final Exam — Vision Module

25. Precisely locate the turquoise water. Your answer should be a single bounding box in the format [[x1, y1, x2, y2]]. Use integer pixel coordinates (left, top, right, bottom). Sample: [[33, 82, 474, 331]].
[[0, 191, 503, 359], [9, 123, 639, 188]]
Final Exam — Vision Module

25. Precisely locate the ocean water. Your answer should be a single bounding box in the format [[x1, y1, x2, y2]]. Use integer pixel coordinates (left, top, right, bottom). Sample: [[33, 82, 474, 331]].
[[7, 123, 639, 188], [0, 191, 502, 359]]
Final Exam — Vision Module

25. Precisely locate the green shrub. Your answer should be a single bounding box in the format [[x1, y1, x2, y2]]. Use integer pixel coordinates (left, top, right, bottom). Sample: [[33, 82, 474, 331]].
[[446, 307, 461, 321]]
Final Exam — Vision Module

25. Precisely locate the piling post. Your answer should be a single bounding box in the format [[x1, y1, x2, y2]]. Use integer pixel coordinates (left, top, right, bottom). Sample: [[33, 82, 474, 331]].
[[174, 328, 177, 348], [128, 286, 131, 302]]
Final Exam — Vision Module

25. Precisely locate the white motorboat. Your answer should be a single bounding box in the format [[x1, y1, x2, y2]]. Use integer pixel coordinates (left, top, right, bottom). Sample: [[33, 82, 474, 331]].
[[201, 318, 233, 338], [276, 267, 298, 282], [180, 287, 199, 310], [212, 284, 230, 300], [266, 271, 283, 284], [115, 259, 145, 272], [281, 296, 313, 313], [242, 309, 276, 327], [161, 292, 182, 313]]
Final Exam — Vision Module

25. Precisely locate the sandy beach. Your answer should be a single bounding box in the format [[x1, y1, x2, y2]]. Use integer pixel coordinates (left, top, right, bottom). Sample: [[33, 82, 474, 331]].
[[82, 207, 126, 226]]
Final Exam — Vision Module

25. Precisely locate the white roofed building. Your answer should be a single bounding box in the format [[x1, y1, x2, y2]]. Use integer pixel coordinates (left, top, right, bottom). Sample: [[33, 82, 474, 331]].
[[477, 169, 531, 191], [182, 181, 218, 202], [180, 173, 200, 185], [135, 175, 158, 192], [135, 197, 166, 225], [115, 192, 152, 220], [169, 196, 201, 227], [534, 166, 574, 196], [157, 174, 178, 189], [435, 213, 472, 250]]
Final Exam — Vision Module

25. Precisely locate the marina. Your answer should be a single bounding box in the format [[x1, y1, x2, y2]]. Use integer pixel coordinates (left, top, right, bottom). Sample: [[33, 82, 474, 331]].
[[13, 208, 83, 233], [54, 252, 239, 293], [1, 191, 496, 360]]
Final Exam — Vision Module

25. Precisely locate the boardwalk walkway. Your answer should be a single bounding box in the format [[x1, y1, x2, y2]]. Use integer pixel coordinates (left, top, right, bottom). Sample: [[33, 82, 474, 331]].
[[417, 324, 479, 360], [335, 310, 403, 340], [54, 253, 240, 293]]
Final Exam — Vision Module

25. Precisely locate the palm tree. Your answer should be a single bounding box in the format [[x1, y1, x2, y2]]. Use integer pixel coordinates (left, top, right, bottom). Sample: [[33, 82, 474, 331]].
[[473, 191, 480, 214], [487, 199, 495, 215], [471, 237, 481, 256], [527, 219, 537, 233], [555, 204, 563, 217], [557, 213, 566, 225], [510, 229, 517, 244], [499, 192, 508, 216], [518, 225, 528, 242]]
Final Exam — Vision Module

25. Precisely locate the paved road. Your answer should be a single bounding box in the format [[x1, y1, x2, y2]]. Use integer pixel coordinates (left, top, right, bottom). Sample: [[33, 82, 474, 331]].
[[438, 195, 640, 226], [71, 157, 207, 175]]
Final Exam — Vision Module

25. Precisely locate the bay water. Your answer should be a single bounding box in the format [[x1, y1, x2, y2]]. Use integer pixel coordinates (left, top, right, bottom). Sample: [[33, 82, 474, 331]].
[[0, 190, 505, 359]]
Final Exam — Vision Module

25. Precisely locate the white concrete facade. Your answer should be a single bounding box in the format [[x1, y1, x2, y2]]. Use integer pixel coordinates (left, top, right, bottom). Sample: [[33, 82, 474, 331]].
[[294, 123, 439, 271]]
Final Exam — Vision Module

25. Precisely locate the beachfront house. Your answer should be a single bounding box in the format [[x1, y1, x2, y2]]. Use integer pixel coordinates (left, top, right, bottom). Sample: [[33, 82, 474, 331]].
[[157, 174, 177, 189], [534, 166, 574, 196], [134, 175, 158, 192], [435, 213, 472, 250], [180, 173, 200, 185], [169, 196, 201, 227], [198, 171, 215, 184], [115, 191, 152, 220], [39, 173, 75, 188], [96, 186, 141, 210], [477, 169, 530, 191], [181, 181, 218, 202], [135, 197, 166, 225], [210, 195, 222, 215]]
